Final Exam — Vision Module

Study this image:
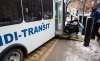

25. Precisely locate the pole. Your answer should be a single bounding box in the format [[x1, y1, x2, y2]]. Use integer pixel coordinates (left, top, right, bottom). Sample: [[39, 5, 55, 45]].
[[84, 18, 94, 47], [82, 0, 86, 23], [63, 0, 71, 33], [81, 0, 86, 34], [63, 0, 65, 33]]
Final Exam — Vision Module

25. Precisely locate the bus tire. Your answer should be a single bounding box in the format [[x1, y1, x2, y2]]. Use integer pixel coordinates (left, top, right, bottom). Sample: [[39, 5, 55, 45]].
[[1, 49, 23, 61]]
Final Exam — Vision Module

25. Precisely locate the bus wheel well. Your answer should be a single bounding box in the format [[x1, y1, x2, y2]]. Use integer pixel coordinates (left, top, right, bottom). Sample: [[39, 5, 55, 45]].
[[1, 44, 28, 58], [14, 46, 28, 57]]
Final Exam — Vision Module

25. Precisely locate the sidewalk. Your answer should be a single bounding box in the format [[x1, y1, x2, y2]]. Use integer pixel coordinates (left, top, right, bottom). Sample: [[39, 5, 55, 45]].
[[44, 37, 100, 61]]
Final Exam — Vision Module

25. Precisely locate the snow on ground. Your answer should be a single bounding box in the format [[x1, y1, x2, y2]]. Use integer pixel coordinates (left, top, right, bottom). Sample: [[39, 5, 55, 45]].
[[65, 40, 100, 61], [45, 37, 100, 61]]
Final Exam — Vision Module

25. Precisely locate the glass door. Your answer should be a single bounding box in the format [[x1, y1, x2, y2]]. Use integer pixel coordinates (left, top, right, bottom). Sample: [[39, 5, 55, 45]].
[[55, 1, 64, 35]]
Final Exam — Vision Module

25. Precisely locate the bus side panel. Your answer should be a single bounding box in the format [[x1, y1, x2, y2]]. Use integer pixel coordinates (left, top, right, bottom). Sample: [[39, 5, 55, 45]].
[[0, 19, 55, 54]]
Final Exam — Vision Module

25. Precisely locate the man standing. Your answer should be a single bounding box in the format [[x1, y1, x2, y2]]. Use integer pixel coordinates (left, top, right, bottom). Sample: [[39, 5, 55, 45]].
[[91, 7, 100, 39]]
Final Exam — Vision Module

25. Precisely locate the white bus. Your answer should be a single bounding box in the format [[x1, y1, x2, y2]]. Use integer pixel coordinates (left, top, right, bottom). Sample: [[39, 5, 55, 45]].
[[0, 0, 56, 61]]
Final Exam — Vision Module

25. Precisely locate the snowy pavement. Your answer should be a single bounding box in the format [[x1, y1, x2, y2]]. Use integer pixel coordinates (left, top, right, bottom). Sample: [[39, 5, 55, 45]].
[[45, 39, 100, 61]]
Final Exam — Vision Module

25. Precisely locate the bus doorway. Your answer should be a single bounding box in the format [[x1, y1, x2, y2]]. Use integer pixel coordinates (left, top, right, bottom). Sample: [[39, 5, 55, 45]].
[[55, 1, 64, 35]]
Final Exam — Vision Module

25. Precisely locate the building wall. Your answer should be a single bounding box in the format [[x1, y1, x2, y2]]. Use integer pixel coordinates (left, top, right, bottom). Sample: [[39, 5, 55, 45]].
[[66, 0, 97, 14], [67, 0, 82, 16], [84, 0, 97, 12]]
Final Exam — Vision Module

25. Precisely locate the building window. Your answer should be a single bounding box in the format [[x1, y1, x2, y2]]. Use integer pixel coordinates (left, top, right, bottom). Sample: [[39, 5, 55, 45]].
[[0, 0, 22, 26]]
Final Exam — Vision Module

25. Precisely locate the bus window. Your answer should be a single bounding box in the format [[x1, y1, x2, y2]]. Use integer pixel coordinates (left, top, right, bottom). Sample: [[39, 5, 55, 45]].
[[23, 0, 42, 22], [42, 0, 53, 19], [0, 0, 22, 26]]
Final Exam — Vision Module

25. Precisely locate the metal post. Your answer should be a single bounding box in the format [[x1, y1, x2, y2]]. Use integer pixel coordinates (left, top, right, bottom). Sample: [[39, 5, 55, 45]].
[[84, 17, 94, 47], [80, 0, 86, 35], [63, 0, 71, 33], [63, 0, 65, 33]]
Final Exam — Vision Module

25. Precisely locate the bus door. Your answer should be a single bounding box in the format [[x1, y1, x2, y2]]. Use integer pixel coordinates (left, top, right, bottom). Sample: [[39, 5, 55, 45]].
[[55, 1, 64, 35]]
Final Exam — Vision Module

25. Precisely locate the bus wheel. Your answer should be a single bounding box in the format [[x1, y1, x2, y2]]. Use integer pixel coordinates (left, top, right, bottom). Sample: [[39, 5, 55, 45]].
[[2, 49, 23, 61]]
